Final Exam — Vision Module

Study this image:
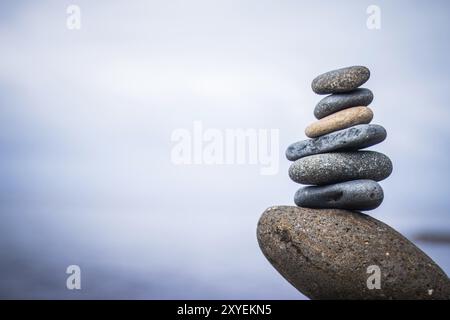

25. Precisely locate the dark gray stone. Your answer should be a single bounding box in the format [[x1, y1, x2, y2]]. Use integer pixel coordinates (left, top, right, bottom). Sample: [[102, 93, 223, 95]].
[[314, 88, 374, 119], [286, 124, 386, 161], [257, 206, 450, 299], [294, 179, 384, 210], [312, 66, 370, 94], [288, 151, 392, 185]]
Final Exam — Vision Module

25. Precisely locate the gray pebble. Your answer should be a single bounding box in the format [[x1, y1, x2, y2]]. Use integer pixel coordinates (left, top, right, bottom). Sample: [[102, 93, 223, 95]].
[[314, 88, 374, 119], [289, 151, 392, 185], [257, 206, 450, 299], [294, 179, 384, 210], [312, 66, 370, 94], [286, 124, 386, 161]]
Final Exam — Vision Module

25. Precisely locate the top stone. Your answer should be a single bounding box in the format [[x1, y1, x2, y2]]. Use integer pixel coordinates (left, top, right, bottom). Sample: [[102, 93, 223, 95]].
[[311, 66, 370, 94]]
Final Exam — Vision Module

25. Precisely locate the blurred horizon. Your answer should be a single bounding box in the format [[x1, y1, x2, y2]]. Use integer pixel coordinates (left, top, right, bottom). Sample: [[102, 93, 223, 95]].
[[1, 0, 450, 299]]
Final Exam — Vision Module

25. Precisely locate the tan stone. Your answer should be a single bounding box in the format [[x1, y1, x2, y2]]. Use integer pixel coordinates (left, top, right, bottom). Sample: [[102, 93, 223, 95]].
[[305, 106, 373, 138]]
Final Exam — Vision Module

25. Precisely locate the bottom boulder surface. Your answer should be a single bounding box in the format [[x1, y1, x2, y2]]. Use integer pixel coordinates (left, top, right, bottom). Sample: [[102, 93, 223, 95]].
[[257, 206, 450, 299]]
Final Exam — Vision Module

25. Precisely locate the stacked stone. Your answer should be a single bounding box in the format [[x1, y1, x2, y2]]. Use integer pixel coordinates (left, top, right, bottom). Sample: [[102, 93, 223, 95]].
[[286, 66, 393, 210], [257, 66, 450, 299]]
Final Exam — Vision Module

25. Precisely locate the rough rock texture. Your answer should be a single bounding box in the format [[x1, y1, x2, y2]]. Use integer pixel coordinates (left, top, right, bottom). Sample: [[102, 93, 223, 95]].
[[311, 66, 370, 94], [289, 151, 392, 185], [305, 106, 373, 138], [314, 88, 374, 119], [294, 179, 384, 210], [257, 206, 450, 299], [286, 124, 386, 161]]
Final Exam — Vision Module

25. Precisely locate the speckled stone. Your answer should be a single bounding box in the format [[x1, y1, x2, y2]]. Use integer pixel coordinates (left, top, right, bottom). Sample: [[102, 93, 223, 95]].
[[288, 151, 392, 185], [314, 88, 374, 119], [312, 66, 370, 94], [257, 206, 450, 299], [305, 106, 373, 138], [294, 179, 384, 210], [286, 124, 386, 161]]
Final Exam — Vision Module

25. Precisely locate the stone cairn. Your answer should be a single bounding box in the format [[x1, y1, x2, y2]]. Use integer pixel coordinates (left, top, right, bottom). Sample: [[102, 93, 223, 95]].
[[257, 66, 450, 300], [287, 66, 391, 210]]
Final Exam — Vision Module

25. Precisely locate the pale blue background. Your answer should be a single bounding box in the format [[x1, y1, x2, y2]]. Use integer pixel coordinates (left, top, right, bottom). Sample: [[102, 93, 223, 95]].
[[1, 0, 449, 299]]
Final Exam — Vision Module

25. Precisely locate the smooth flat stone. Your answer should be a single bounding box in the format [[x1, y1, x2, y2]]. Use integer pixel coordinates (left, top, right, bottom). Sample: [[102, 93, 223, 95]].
[[305, 106, 373, 138], [314, 88, 374, 119], [311, 66, 370, 94], [257, 206, 450, 299], [288, 151, 392, 185], [286, 124, 386, 161], [294, 179, 384, 210]]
